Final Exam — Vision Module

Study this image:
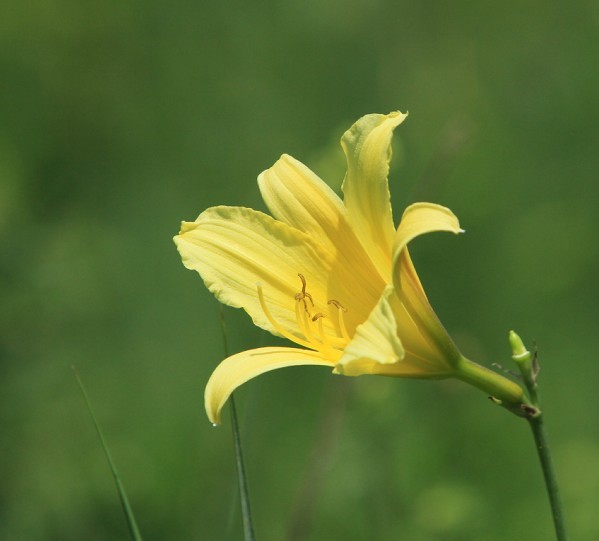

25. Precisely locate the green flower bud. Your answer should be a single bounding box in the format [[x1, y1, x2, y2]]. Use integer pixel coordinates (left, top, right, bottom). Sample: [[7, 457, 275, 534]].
[[509, 330, 537, 395], [509, 330, 531, 363]]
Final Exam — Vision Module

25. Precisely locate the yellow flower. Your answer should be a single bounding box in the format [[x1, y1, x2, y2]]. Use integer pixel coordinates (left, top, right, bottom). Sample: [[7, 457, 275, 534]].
[[175, 112, 524, 424]]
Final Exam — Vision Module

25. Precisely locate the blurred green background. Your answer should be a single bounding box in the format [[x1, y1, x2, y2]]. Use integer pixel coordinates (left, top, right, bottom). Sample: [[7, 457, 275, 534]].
[[2, 0, 598, 539]]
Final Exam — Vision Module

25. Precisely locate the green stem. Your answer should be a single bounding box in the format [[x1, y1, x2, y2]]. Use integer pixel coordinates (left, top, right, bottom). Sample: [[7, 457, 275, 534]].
[[220, 305, 256, 541], [528, 414, 568, 541], [509, 333, 568, 541], [454, 356, 525, 405], [229, 394, 256, 541]]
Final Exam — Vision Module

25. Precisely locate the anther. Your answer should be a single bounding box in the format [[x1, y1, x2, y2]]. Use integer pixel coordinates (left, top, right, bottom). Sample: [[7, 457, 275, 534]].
[[312, 313, 325, 322], [327, 299, 347, 312]]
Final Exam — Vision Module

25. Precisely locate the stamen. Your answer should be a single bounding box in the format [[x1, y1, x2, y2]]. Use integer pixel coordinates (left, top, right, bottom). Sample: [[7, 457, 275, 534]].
[[295, 273, 314, 313], [258, 274, 349, 356], [257, 283, 312, 349], [328, 299, 347, 312], [300, 303, 340, 352], [328, 299, 350, 342]]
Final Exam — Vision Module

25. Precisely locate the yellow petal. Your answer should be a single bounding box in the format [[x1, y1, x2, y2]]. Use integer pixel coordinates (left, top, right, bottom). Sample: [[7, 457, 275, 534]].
[[175, 206, 328, 336], [341, 111, 408, 281], [258, 154, 386, 289], [205, 347, 334, 424], [174, 206, 379, 340], [335, 286, 453, 378], [387, 290, 456, 376], [392, 202, 461, 302], [393, 202, 462, 262], [258, 153, 345, 244], [392, 203, 463, 367], [335, 287, 405, 376], [396, 250, 461, 367]]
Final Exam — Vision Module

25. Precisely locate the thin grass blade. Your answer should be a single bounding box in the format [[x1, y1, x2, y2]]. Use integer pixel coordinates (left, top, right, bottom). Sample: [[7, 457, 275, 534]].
[[220, 305, 256, 541], [72, 366, 144, 541]]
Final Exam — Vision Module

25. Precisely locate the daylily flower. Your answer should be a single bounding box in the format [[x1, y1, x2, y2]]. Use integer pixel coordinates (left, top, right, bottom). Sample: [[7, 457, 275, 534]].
[[175, 112, 524, 424]]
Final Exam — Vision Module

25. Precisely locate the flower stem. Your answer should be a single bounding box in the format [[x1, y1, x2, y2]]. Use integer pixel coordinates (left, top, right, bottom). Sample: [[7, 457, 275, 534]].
[[229, 394, 256, 541], [454, 356, 525, 405], [509, 332, 568, 541], [527, 412, 568, 541], [220, 305, 256, 541]]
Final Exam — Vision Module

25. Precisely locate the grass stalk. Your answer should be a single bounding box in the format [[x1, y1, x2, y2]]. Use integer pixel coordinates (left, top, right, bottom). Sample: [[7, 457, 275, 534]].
[[72, 367, 143, 541], [219, 305, 256, 541]]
